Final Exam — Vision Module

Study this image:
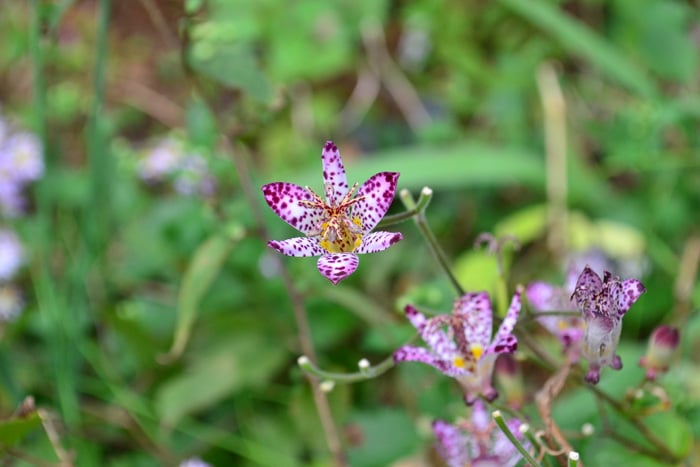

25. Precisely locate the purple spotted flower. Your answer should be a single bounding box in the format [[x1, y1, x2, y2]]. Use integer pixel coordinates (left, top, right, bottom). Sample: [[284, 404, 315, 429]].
[[432, 400, 527, 467], [262, 141, 402, 284], [394, 287, 522, 404], [570, 266, 646, 384]]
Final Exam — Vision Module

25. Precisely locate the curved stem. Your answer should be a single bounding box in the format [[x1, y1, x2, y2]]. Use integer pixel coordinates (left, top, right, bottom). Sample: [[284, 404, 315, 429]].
[[400, 188, 465, 296], [298, 354, 396, 383]]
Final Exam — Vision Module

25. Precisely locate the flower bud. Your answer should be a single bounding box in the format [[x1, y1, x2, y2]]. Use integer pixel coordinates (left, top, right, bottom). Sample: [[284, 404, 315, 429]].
[[639, 325, 679, 381]]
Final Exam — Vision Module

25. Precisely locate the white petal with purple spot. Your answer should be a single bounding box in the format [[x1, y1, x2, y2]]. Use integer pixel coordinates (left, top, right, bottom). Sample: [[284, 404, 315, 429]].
[[262, 182, 323, 235], [268, 237, 324, 257], [317, 253, 359, 284], [355, 231, 402, 253], [321, 141, 349, 206], [353, 172, 399, 232], [455, 292, 493, 349]]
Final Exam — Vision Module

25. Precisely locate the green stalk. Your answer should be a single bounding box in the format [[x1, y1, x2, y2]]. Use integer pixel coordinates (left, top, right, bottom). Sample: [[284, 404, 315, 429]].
[[492, 410, 542, 466], [400, 188, 465, 296]]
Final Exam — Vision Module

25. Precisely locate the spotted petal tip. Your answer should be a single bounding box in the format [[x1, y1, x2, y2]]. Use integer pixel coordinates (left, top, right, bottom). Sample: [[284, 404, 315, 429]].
[[356, 231, 402, 253], [354, 171, 400, 232], [321, 141, 349, 205], [261, 182, 322, 235], [268, 237, 324, 257], [317, 253, 359, 284]]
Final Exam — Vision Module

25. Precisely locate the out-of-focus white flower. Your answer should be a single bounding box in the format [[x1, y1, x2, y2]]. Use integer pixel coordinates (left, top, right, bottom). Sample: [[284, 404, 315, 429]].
[[0, 228, 23, 281], [0, 132, 44, 183], [137, 138, 183, 182], [179, 458, 211, 467]]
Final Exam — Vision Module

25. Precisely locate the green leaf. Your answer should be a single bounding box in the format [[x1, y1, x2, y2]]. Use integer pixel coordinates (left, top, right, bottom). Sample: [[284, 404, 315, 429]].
[[166, 234, 235, 360], [188, 41, 272, 103], [494, 204, 547, 245], [0, 412, 42, 448], [499, 0, 657, 97], [346, 408, 419, 467], [156, 335, 287, 427], [453, 250, 500, 297], [642, 411, 693, 459]]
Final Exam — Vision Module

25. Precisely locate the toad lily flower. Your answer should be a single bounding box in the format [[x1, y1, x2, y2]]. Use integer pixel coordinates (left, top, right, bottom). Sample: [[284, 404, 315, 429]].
[[394, 287, 522, 404], [262, 141, 402, 284], [570, 266, 646, 384], [432, 400, 527, 467]]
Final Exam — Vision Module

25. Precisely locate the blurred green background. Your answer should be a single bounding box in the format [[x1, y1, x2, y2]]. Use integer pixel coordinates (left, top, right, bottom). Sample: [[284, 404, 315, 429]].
[[0, 0, 699, 465]]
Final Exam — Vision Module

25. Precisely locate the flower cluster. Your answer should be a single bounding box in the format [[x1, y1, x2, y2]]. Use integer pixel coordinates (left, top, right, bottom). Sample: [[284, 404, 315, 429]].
[[262, 141, 655, 462], [137, 137, 215, 197], [394, 287, 522, 404], [262, 141, 402, 284], [0, 110, 44, 218], [433, 401, 528, 467]]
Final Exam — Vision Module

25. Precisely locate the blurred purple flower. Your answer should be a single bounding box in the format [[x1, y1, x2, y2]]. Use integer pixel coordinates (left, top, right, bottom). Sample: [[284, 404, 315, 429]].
[[178, 458, 211, 467], [432, 400, 527, 467], [0, 132, 44, 184], [173, 154, 216, 197], [0, 182, 25, 218], [526, 252, 613, 360], [0, 283, 23, 321], [0, 228, 23, 281], [571, 266, 645, 384], [137, 138, 183, 182], [262, 141, 401, 284], [394, 287, 522, 404]]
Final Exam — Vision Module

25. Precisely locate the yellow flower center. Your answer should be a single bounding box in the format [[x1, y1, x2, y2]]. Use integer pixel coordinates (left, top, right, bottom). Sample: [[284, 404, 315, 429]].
[[319, 216, 363, 253], [470, 343, 484, 360]]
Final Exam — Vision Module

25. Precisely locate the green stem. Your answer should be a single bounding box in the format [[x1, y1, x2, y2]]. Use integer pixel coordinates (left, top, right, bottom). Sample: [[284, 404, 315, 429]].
[[492, 410, 542, 466], [400, 188, 465, 296], [567, 451, 580, 467], [376, 187, 432, 228], [298, 354, 396, 383]]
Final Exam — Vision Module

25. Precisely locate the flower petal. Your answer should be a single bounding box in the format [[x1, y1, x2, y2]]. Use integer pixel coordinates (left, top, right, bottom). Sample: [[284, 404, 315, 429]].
[[321, 141, 349, 206], [394, 345, 463, 377], [262, 182, 323, 235], [353, 172, 400, 232], [432, 420, 471, 467], [611, 278, 646, 316], [355, 231, 402, 254], [404, 305, 458, 358], [571, 266, 603, 315], [491, 288, 522, 349], [316, 253, 358, 284], [454, 292, 493, 349], [268, 237, 324, 257]]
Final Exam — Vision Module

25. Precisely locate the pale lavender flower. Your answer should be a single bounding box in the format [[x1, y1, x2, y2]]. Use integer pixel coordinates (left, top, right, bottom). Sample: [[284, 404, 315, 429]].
[[173, 154, 216, 197], [0, 182, 25, 218], [178, 458, 211, 467], [262, 141, 402, 284], [0, 283, 23, 321], [432, 400, 527, 467], [394, 288, 522, 404], [137, 138, 183, 182], [0, 132, 44, 183], [0, 229, 23, 281], [571, 266, 646, 384]]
